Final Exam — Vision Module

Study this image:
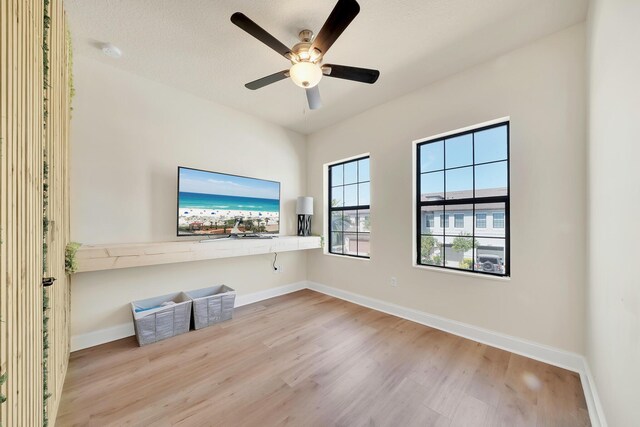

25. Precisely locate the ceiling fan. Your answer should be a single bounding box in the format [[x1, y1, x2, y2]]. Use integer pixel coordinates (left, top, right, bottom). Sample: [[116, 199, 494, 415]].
[[230, 0, 380, 110]]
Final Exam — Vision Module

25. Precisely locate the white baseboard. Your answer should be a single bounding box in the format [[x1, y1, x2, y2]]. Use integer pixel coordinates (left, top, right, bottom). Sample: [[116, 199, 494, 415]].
[[70, 281, 307, 352], [579, 359, 607, 427], [305, 281, 606, 427], [69, 279, 605, 426], [234, 281, 307, 307], [71, 323, 135, 352], [305, 281, 583, 370]]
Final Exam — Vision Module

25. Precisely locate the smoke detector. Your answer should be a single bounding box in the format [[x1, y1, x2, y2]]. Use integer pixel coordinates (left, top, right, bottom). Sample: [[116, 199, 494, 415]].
[[101, 43, 122, 59]]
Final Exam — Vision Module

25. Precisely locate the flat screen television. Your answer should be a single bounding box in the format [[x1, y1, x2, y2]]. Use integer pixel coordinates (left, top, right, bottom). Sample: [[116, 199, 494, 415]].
[[177, 166, 280, 237]]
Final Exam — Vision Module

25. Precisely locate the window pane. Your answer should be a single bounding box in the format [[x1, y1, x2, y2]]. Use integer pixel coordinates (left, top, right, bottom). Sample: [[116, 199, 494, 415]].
[[420, 205, 444, 235], [454, 213, 464, 228], [475, 239, 506, 275], [420, 235, 444, 266], [331, 211, 344, 232], [344, 184, 358, 207], [474, 125, 507, 164], [446, 166, 473, 199], [358, 182, 370, 206], [475, 203, 505, 238], [420, 171, 444, 201], [439, 214, 450, 229], [476, 213, 487, 228], [445, 134, 473, 168], [330, 232, 343, 254], [420, 140, 444, 172], [344, 161, 358, 184], [331, 186, 343, 207], [358, 209, 371, 232], [344, 232, 358, 256], [445, 204, 472, 234], [358, 158, 370, 182], [343, 210, 358, 232], [475, 161, 507, 197], [358, 233, 370, 257], [445, 236, 475, 270], [331, 164, 343, 186]]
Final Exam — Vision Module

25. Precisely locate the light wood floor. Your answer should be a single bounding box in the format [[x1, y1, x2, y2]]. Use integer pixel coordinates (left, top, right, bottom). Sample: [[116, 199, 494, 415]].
[[57, 290, 590, 427]]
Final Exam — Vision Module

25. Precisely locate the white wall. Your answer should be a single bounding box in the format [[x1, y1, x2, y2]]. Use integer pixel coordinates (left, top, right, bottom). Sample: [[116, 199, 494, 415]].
[[68, 9, 640, 421], [70, 56, 307, 345], [306, 25, 587, 353], [587, 0, 640, 425]]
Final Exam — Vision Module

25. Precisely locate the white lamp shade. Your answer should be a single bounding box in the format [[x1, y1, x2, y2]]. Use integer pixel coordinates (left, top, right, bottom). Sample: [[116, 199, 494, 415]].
[[289, 62, 323, 88], [296, 197, 314, 215]]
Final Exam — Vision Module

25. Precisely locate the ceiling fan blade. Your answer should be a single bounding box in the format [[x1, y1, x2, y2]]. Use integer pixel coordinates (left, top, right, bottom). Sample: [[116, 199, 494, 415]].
[[231, 12, 291, 58], [323, 64, 379, 84], [310, 0, 360, 56], [245, 70, 290, 90], [306, 86, 322, 110]]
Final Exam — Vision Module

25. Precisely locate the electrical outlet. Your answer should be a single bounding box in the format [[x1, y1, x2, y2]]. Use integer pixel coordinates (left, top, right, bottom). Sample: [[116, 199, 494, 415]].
[[274, 264, 283, 274], [390, 277, 398, 287]]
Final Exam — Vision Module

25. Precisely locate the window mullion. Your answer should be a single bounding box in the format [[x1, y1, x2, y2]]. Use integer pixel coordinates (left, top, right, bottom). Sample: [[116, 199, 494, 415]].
[[472, 131, 475, 272]]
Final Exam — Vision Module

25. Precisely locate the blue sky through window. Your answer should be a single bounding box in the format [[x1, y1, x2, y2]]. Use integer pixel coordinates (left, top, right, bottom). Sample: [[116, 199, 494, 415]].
[[420, 140, 443, 172], [358, 158, 370, 181], [344, 162, 358, 184], [475, 126, 508, 163], [420, 124, 508, 194], [475, 161, 507, 190], [446, 167, 473, 193], [445, 134, 473, 168]]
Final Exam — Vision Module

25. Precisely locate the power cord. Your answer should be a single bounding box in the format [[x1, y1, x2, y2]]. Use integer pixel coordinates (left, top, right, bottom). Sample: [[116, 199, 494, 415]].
[[273, 252, 279, 272]]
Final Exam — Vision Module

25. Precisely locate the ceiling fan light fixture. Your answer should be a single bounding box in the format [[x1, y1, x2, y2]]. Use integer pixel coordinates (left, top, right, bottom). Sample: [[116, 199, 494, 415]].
[[289, 62, 323, 88], [231, 0, 379, 110]]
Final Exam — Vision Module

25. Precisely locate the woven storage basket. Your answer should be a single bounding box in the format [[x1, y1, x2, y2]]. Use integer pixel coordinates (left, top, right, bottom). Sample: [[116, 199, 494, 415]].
[[185, 285, 236, 330], [131, 292, 192, 346]]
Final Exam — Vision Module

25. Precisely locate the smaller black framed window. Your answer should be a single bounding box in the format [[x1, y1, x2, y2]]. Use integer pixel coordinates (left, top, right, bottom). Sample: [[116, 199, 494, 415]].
[[493, 212, 505, 228], [328, 156, 370, 258], [454, 214, 464, 228], [440, 214, 450, 228]]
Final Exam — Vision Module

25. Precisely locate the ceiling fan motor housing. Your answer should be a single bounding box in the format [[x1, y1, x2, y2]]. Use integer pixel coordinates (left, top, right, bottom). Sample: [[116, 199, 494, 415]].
[[298, 29, 313, 42], [291, 30, 321, 63]]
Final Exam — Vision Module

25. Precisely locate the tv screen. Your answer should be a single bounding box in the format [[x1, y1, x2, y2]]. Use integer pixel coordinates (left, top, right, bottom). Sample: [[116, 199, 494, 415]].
[[177, 167, 280, 236]]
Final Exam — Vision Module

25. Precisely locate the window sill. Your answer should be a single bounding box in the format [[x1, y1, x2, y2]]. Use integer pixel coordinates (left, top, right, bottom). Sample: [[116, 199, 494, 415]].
[[412, 263, 511, 282], [323, 252, 371, 262]]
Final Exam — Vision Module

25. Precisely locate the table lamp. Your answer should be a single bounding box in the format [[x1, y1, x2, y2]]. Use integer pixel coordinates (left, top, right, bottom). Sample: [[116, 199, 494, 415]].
[[296, 197, 313, 236]]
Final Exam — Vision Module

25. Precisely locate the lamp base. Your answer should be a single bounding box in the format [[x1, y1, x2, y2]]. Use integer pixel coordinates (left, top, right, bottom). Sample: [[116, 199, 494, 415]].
[[297, 215, 312, 236]]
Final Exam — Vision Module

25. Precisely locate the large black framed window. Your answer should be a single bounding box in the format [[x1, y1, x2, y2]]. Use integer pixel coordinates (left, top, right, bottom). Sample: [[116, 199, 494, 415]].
[[416, 121, 509, 276], [328, 156, 370, 258]]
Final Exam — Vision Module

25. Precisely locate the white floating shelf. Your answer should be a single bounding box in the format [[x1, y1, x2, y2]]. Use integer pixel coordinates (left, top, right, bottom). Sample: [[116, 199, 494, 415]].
[[75, 236, 322, 273]]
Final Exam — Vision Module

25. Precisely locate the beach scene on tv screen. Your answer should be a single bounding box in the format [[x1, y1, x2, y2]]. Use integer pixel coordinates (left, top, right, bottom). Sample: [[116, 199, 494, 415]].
[[178, 168, 280, 235]]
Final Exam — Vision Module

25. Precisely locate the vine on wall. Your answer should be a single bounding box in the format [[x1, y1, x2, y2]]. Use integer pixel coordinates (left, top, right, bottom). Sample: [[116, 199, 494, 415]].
[[42, 0, 52, 425], [0, 370, 6, 405], [65, 242, 81, 274], [67, 27, 75, 110]]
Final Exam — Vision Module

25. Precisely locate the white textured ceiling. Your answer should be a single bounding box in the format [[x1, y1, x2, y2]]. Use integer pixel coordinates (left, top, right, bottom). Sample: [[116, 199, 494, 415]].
[[66, 0, 587, 135]]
